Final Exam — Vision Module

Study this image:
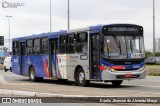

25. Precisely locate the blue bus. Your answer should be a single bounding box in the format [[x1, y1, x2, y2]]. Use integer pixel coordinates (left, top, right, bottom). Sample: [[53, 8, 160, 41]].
[[12, 24, 146, 87]]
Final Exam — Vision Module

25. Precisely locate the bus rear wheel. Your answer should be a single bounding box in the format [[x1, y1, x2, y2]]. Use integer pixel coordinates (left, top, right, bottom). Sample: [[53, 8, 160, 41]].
[[29, 67, 36, 82], [77, 68, 90, 87], [111, 80, 123, 86], [29, 67, 43, 82]]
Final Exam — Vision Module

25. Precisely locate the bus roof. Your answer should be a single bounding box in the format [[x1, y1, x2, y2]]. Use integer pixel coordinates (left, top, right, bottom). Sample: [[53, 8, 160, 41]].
[[12, 23, 142, 41]]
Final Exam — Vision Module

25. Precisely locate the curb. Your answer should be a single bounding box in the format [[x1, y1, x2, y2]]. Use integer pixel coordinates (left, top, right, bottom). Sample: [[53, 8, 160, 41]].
[[0, 89, 121, 103], [0, 89, 118, 98], [0, 89, 86, 97]]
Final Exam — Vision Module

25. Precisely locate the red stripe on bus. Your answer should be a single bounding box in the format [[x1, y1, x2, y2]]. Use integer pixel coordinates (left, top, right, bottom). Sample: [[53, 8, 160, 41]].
[[43, 57, 50, 77]]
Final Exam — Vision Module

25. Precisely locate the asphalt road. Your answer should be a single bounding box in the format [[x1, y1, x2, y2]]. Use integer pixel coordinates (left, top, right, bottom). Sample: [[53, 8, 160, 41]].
[[0, 70, 160, 97]]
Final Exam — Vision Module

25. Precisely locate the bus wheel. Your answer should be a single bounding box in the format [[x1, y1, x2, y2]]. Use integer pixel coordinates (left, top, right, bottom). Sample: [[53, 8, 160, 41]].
[[111, 80, 123, 86], [77, 68, 90, 87], [29, 67, 36, 82]]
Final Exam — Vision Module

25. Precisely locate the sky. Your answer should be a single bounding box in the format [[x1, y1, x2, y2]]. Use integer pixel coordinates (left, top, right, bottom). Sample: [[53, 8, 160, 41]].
[[0, 0, 160, 51]]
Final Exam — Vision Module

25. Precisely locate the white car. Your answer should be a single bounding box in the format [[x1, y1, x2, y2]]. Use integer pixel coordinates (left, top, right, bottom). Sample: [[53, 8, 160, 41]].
[[3, 56, 12, 72]]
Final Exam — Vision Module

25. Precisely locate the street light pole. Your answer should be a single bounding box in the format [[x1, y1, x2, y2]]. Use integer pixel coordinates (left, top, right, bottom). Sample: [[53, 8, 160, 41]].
[[50, 0, 52, 32], [153, 0, 156, 56], [68, 0, 70, 30], [6, 15, 12, 53]]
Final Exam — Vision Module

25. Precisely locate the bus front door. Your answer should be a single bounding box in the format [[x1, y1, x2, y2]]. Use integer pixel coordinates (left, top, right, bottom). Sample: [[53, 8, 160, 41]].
[[90, 35, 101, 79], [20, 42, 26, 75], [49, 39, 58, 78]]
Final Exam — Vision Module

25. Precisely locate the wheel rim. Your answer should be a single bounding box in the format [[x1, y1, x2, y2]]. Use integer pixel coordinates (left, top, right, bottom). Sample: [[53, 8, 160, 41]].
[[79, 71, 85, 84], [30, 69, 34, 80]]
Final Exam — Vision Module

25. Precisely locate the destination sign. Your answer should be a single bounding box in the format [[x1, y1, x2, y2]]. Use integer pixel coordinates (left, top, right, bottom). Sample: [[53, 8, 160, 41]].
[[108, 27, 139, 32], [102, 25, 143, 35]]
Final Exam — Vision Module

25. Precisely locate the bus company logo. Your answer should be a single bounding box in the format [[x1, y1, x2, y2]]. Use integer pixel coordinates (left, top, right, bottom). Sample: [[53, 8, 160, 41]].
[[0, 0, 25, 8], [2, 98, 11, 103]]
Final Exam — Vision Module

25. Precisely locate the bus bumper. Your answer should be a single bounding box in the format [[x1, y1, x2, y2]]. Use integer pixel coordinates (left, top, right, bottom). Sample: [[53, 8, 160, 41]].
[[101, 69, 146, 81]]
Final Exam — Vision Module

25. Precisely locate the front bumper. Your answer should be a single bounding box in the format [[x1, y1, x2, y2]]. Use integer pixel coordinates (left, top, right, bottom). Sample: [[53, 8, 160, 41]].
[[101, 69, 146, 81]]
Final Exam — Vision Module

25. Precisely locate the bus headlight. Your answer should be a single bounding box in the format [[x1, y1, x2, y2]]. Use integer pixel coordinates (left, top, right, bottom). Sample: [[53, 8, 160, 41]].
[[101, 64, 116, 72], [107, 67, 116, 72], [139, 65, 145, 71]]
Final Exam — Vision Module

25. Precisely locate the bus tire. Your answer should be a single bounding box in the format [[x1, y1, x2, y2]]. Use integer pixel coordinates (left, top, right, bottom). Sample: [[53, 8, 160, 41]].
[[29, 66, 37, 82], [77, 68, 90, 87], [111, 80, 123, 86]]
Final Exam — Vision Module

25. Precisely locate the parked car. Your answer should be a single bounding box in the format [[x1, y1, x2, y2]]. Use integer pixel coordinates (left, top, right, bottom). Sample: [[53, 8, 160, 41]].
[[3, 56, 12, 72], [145, 57, 160, 65]]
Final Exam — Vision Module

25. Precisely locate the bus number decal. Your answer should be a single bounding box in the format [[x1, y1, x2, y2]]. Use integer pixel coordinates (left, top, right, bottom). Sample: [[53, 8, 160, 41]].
[[13, 59, 18, 62]]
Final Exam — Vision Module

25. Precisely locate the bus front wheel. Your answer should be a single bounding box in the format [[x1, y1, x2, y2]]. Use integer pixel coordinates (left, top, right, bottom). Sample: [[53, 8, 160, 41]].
[[76, 68, 90, 87], [111, 80, 123, 86]]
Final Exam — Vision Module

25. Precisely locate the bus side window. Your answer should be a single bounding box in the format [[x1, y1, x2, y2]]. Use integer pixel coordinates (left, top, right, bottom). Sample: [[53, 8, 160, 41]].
[[77, 32, 88, 53], [26, 39, 33, 55], [66, 34, 76, 53], [12, 41, 19, 56], [33, 38, 40, 55], [59, 35, 65, 53], [41, 38, 48, 54]]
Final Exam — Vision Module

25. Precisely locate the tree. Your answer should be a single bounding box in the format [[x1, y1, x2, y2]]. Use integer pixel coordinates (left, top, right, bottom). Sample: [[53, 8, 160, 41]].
[[155, 52, 160, 56], [145, 51, 153, 58]]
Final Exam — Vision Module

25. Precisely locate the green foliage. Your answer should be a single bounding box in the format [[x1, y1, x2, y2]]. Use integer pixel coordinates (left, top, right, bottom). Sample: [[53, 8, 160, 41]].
[[145, 51, 153, 58], [155, 52, 160, 56], [145, 51, 160, 58], [149, 73, 160, 76]]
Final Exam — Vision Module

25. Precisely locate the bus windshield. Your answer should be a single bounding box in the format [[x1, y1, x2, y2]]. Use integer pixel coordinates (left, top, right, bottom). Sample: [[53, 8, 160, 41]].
[[103, 35, 145, 59]]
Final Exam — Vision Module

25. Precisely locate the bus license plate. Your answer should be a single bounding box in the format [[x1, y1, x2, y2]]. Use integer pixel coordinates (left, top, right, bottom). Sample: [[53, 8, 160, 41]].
[[125, 74, 133, 78]]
